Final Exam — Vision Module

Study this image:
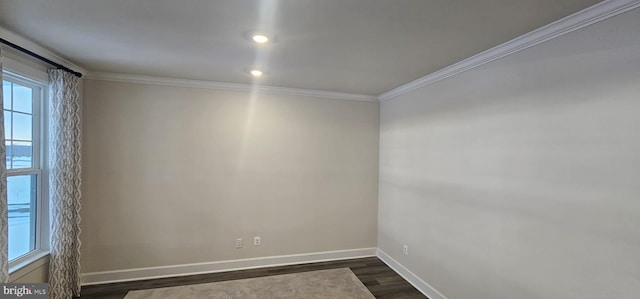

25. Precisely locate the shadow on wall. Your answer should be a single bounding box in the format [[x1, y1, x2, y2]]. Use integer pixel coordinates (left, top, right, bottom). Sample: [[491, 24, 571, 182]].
[[381, 25, 640, 127]]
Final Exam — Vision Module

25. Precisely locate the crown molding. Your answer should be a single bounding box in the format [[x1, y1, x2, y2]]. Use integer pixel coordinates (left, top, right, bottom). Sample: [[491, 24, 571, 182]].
[[86, 72, 379, 102], [379, 0, 640, 102], [0, 25, 87, 75]]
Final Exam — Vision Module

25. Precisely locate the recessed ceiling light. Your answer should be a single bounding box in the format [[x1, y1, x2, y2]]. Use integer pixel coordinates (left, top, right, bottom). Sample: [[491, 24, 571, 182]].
[[250, 69, 263, 77], [252, 34, 269, 44]]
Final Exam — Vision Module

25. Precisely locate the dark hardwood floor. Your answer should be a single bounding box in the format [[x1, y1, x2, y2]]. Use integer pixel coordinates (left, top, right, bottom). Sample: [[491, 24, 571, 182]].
[[79, 257, 427, 299]]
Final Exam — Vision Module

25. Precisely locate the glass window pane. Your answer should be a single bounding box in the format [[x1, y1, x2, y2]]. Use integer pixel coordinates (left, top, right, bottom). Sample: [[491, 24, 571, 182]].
[[8, 174, 37, 261], [5, 141, 11, 169], [2, 81, 11, 110], [12, 84, 32, 113], [11, 141, 32, 169], [3, 111, 10, 139], [12, 112, 32, 141]]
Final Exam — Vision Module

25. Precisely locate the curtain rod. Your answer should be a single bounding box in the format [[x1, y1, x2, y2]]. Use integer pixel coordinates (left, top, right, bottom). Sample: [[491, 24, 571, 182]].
[[0, 37, 82, 78]]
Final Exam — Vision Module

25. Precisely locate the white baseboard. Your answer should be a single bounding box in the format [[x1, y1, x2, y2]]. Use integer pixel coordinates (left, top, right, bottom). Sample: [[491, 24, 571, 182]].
[[81, 247, 376, 285], [377, 249, 448, 299]]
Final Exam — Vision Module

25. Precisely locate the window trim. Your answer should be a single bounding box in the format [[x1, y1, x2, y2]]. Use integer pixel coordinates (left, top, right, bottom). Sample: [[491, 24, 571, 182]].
[[3, 69, 50, 274]]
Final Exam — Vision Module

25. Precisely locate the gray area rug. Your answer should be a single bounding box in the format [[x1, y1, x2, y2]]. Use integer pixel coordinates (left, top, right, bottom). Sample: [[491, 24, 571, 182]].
[[124, 268, 375, 299]]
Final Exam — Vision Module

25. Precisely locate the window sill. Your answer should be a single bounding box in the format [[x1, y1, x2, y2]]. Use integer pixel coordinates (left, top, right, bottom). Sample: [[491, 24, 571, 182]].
[[9, 251, 50, 276]]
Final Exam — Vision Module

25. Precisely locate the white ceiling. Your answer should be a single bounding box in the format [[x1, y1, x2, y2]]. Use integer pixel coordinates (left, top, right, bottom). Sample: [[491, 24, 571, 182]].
[[0, 0, 601, 95]]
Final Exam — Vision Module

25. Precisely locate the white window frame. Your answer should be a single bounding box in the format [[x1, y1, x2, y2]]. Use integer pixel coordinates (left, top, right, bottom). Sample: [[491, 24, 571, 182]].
[[3, 68, 50, 273]]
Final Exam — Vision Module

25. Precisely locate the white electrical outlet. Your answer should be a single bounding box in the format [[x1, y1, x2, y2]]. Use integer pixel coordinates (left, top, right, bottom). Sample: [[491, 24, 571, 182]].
[[254, 236, 261, 246], [403, 244, 409, 255], [236, 238, 243, 249]]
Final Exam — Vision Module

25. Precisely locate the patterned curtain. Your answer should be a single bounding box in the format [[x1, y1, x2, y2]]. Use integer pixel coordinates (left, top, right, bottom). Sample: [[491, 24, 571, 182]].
[[0, 48, 9, 283], [48, 69, 82, 299]]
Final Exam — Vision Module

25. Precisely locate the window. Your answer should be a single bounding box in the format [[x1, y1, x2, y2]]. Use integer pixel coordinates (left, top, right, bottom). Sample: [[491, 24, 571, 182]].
[[3, 72, 48, 266]]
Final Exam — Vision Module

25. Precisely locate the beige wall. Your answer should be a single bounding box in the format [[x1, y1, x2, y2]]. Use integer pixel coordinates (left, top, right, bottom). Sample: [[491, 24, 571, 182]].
[[9, 256, 49, 283], [379, 8, 640, 299], [81, 80, 379, 273]]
